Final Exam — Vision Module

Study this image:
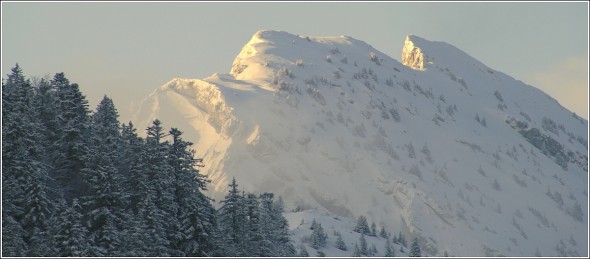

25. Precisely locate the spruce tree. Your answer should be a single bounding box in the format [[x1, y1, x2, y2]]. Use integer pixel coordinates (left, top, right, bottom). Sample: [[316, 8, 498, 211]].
[[23, 176, 54, 256], [121, 122, 148, 213], [271, 198, 296, 256], [311, 218, 318, 230], [51, 73, 91, 200], [385, 237, 395, 257], [371, 243, 378, 256], [258, 192, 296, 256], [354, 215, 371, 235], [139, 194, 169, 256], [218, 178, 247, 256], [410, 237, 421, 257], [2, 64, 52, 256], [380, 226, 388, 238], [336, 234, 348, 251], [53, 198, 89, 256], [371, 222, 377, 236], [310, 222, 327, 249], [83, 97, 127, 256], [359, 233, 368, 255], [244, 193, 262, 256]]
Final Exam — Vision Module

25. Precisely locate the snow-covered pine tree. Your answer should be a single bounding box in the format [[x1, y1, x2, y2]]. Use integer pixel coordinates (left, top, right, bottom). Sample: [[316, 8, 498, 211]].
[[380, 225, 388, 238], [51, 72, 91, 200], [2, 64, 54, 256], [139, 193, 169, 256], [385, 237, 395, 257], [310, 221, 327, 249], [83, 96, 126, 256], [371, 243, 378, 256], [31, 77, 59, 168], [2, 64, 31, 257], [118, 210, 149, 257], [336, 234, 348, 251], [168, 128, 217, 256], [270, 199, 296, 256], [359, 233, 368, 255], [354, 215, 371, 235], [243, 193, 262, 256], [311, 218, 318, 230], [22, 176, 54, 256], [53, 198, 89, 256], [257, 192, 295, 256], [218, 178, 247, 256], [371, 222, 377, 236], [121, 122, 152, 218], [410, 237, 422, 257], [191, 191, 219, 256]]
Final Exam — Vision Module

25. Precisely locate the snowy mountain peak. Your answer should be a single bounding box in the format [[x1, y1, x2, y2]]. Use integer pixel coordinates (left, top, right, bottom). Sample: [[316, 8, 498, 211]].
[[230, 30, 398, 88], [133, 30, 588, 257]]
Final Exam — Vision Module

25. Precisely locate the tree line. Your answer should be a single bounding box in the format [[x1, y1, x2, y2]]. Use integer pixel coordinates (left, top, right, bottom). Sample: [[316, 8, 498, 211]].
[[2, 65, 294, 257]]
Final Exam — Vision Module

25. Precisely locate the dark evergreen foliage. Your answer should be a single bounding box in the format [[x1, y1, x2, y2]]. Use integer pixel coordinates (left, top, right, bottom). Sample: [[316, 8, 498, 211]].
[[353, 215, 371, 235], [410, 237, 422, 257], [217, 179, 295, 256], [3, 65, 264, 256]]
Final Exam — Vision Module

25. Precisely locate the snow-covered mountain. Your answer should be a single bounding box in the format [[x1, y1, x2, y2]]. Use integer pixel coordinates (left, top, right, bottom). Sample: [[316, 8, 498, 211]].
[[131, 30, 588, 256]]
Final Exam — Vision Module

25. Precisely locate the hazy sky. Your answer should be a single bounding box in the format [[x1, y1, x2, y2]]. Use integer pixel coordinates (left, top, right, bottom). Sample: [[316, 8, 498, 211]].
[[2, 1, 588, 121]]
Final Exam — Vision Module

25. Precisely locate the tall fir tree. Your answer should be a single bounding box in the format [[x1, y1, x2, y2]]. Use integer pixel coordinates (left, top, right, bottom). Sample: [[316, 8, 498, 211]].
[[53, 198, 89, 256], [336, 234, 348, 251], [410, 237, 422, 257], [83, 96, 126, 256], [359, 233, 368, 256], [217, 178, 247, 256], [169, 128, 217, 256], [380, 225, 389, 238], [244, 193, 263, 256], [121, 122, 148, 213], [2, 65, 54, 256], [385, 237, 395, 257], [51, 72, 91, 200], [310, 221, 327, 249], [354, 215, 371, 235]]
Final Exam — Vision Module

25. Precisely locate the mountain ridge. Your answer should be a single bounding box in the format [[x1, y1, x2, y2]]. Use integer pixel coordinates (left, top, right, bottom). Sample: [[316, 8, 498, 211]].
[[132, 30, 588, 256]]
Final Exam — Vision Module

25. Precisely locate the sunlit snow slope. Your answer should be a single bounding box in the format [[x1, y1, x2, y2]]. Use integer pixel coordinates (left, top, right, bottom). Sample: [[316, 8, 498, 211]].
[[132, 30, 588, 256]]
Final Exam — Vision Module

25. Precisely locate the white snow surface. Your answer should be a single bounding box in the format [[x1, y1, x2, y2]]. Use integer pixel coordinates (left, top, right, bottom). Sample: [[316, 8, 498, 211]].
[[132, 30, 588, 256], [285, 209, 410, 257]]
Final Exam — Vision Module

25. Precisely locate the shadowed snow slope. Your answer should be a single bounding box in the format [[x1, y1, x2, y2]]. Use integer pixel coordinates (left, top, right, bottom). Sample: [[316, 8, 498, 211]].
[[132, 30, 588, 256]]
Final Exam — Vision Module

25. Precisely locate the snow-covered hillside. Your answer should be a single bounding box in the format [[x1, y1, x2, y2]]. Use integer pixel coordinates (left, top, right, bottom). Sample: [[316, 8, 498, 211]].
[[132, 30, 588, 256], [285, 209, 416, 257]]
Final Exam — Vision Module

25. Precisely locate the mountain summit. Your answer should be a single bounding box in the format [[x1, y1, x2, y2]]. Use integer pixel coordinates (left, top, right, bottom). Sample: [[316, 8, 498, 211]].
[[132, 30, 588, 256]]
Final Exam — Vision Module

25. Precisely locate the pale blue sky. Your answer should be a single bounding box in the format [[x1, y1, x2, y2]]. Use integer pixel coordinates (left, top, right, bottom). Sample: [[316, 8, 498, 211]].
[[2, 2, 588, 120]]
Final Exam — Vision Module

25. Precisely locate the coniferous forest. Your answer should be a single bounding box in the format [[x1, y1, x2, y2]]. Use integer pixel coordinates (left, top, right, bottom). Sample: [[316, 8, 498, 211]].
[[2, 65, 296, 257]]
